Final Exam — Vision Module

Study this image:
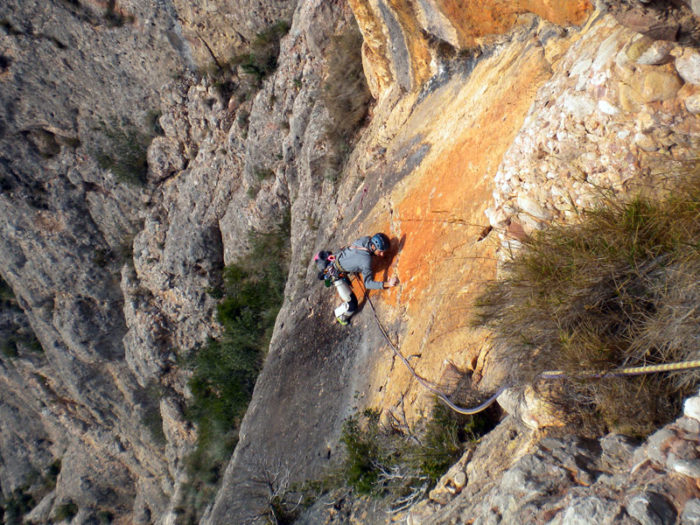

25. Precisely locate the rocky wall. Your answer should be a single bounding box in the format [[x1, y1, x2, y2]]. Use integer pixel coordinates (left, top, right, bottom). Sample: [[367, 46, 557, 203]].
[[0, 0, 191, 518], [347, 0, 592, 98], [486, 12, 700, 247], [171, 0, 297, 67], [210, 1, 700, 523], [1, 0, 699, 523]]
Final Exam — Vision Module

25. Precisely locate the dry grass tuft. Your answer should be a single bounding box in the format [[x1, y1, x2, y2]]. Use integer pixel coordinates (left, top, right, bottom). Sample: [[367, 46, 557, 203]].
[[473, 168, 700, 436], [320, 20, 372, 182]]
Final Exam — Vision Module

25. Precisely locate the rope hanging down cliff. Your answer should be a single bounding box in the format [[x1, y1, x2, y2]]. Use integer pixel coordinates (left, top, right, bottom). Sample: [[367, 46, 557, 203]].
[[357, 279, 700, 416]]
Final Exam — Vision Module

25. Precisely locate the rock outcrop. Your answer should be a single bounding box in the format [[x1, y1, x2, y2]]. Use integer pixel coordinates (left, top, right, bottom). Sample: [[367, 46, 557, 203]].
[[1, 0, 700, 523], [0, 0, 187, 518], [403, 392, 700, 524], [207, 1, 700, 523]]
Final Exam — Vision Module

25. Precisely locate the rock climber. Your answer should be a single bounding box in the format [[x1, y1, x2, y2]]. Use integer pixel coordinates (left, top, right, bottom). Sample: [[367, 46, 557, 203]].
[[315, 233, 399, 325]]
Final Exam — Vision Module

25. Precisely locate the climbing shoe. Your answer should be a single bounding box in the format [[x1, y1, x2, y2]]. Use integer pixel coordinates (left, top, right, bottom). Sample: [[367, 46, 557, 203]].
[[336, 316, 349, 326]]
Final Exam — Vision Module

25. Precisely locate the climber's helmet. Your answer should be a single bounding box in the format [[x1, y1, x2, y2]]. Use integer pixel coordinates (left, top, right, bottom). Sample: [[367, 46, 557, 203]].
[[370, 233, 390, 255]]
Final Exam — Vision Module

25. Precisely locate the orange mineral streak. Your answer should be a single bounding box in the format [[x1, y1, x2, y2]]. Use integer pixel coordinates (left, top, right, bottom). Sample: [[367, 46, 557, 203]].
[[437, 0, 593, 47], [360, 35, 560, 417]]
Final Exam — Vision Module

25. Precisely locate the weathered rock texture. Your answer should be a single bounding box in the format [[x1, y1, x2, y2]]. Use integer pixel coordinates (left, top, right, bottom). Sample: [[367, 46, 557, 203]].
[[1, 0, 700, 523], [171, 0, 297, 66], [348, 0, 592, 97], [400, 392, 700, 524], [208, 1, 700, 523], [0, 0, 189, 519]]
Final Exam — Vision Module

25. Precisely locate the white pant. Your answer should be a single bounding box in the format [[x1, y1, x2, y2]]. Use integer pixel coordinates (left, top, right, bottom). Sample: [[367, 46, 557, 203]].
[[333, 279, 356, 320]]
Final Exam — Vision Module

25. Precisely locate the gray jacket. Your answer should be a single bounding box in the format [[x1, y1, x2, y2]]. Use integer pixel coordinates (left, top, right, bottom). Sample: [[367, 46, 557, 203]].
[[336, 236, 384, 290]]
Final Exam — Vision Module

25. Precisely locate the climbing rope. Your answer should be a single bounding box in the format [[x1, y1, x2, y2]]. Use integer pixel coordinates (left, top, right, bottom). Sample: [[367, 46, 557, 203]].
[[354, 278, 700, 416], [357, 279, 506, 415], [541, 360, 700, 379]]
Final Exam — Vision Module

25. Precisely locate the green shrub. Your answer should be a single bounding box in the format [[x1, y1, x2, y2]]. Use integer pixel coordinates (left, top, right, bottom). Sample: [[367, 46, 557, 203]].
[[473, 171, 700, 437], [247, 183, 261, 200], [97, 510, 115, 524], [246, 167, 276, 200], [339, 401, 495, 507], [235, 21, 290, 87], [0, 460, 62, 524], [180, 216, 290, 522], [54, 501, 79, 521], [1, 488, 35, 525], [44, 459, 62, 491], [93, 117, 156, 186], [341, 409, 385, 495], [0, 278, 43, 358], [139, 381, 166, 445], [203, 20, 290, 98], [237, 109, 250, 130], [411, 402, 490, 483], [1, 340, 18, 358], [254, 166, 275, 181], [1, 332, 43, 359], [0, 276, 16, 304]]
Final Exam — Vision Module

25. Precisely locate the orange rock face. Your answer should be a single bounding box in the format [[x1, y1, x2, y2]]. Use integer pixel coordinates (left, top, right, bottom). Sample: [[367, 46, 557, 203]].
[[352, 31, 563, 418], [436, 0, 593, 47], [347, 0, 592, 97]]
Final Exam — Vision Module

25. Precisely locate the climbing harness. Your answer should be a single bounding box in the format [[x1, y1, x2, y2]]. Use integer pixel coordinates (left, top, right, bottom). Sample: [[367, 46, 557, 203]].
[[315, 251, 345, 285], [356, 277, 700, 416]]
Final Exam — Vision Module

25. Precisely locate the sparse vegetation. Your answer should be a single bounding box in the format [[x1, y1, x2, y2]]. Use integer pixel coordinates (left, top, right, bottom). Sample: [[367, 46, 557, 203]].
[[235, 21, 291, 87], [93, 117, 157, 186], [246, 167, 276, 199], [320, 20, 372, 182], [473, 171, 700, 437], [179, 215, 290, 522], [103, 0, 135, 27], [0, 277, 43, 358], [54, 500, 79, 522], [0, 460, 62, 524], [45, 460, 62, 491], [200, 21, 290, 103], [1, 488, 35, 525], [254, 166, 275, 181], [247, 183, 261, 200], [237, 109, 250, 130], [337, 402, 495, 510], [139, 381, 166, 445], [0, 276, 16, 303], [237, 402, 486, 522]]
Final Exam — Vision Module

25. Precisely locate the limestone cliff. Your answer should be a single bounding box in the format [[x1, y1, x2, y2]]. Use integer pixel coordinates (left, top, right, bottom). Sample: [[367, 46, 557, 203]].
[[208, 0, 700, 523], [0, 0, 296, 521], [1, 0, 700, 524]]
